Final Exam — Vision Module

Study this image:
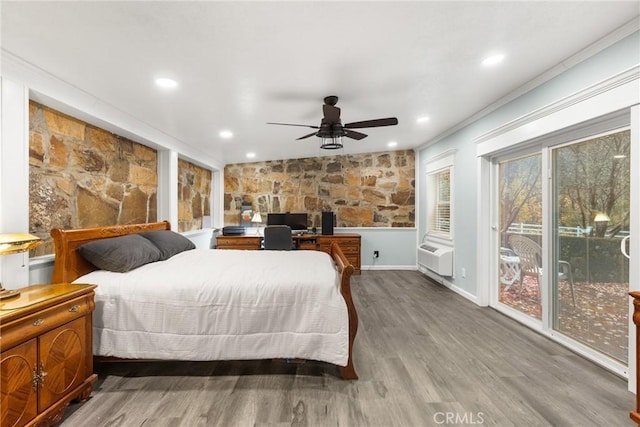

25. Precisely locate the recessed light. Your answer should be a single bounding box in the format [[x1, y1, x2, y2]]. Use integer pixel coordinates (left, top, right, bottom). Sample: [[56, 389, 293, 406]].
[[416, 116, 430, 123], [219, 130, 233, 139], [246, 152, 256, 159], [482, 53, 505, 67], [155, 77, 177, 88], [387, 141, 398, 148]]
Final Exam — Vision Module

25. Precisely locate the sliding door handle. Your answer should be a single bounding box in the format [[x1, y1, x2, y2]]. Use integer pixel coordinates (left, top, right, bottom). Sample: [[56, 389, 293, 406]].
[[621, 235, 630, 259]]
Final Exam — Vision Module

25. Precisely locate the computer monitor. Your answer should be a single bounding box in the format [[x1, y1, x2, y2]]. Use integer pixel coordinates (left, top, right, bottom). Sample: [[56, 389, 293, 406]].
[[266, 213, 286, 226], [286, 213, 308, 231], [266, 212, 308, 231]]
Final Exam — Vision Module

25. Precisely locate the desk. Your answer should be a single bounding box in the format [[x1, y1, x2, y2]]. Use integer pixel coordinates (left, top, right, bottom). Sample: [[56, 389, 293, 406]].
[[216, 234, 361, 273]]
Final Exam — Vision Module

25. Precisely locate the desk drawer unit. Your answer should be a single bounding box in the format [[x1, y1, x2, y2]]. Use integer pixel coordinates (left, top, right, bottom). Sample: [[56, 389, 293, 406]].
[[216, 236, 262, 250], [317, 235, 361, 272]]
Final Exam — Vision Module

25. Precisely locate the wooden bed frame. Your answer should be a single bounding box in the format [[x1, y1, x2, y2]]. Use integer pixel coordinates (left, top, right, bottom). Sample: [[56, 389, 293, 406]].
[[50, 221, 359, 380]]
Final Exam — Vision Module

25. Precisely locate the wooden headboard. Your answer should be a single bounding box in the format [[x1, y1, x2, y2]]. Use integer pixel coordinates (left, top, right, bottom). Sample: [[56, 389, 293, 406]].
[[50, 221, 171, 283]]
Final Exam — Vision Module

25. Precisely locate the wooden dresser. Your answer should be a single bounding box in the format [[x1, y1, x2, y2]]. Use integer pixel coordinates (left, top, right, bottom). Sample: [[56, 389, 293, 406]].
[[0, 283, 97, 427], [216, 233, 361, 273]]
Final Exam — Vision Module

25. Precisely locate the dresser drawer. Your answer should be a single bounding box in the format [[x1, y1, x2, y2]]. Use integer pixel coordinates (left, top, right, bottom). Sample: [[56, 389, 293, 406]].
[[0, 294, 90, 352], [318, 242, 359, 253], [332, 238, 361, 246], [336, 245, 360, 254]]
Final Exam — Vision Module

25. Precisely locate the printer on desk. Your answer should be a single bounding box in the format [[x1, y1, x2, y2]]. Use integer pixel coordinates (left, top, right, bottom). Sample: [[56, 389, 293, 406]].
[[222, 226, 245, 236]]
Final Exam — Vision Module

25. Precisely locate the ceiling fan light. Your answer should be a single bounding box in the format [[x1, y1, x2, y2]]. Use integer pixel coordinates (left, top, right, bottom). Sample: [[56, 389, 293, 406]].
[[320, 136, 343, 150]]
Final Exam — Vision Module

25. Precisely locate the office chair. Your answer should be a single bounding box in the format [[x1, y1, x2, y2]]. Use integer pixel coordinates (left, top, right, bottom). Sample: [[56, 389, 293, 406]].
[[263, 225, 294, 250]]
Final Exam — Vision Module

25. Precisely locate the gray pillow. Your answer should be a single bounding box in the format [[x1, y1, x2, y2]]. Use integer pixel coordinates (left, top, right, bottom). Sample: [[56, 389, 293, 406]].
[[137, 230, 195, 260], [77, 234, 162, 272]]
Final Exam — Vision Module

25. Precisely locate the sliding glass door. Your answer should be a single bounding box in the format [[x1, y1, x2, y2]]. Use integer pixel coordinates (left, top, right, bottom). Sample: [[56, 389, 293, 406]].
[[552, 129, 630, 363], [497, 153, 542, 320], [494, 128, 631, 365]]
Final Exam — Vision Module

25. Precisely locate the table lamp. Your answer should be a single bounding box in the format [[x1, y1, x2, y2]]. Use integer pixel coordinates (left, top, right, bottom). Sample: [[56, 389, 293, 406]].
[[0, 233, 42, 299], [251, 212, 262, 235]]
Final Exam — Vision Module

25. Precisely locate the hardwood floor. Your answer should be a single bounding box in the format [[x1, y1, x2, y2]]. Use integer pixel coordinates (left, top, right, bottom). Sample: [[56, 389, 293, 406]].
[[61, 270, 633, 426]]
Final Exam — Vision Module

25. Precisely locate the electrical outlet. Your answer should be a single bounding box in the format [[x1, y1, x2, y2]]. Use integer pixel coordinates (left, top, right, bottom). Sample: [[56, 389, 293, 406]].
[[373, 250, 379, 258], [461, 267, 466, 278]]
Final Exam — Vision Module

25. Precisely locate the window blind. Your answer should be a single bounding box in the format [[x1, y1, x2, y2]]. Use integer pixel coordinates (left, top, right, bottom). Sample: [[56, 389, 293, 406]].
[[429, 169, 451, 235]]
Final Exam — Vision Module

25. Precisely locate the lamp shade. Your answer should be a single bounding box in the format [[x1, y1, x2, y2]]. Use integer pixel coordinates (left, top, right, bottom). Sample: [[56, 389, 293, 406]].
[[251, 212, 262, 223], [0, 233, 42, 255]]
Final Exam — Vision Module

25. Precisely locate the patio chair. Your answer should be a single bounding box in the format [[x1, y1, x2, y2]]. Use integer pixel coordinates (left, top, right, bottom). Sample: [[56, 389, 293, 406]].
[[507, 234, 576, 307]]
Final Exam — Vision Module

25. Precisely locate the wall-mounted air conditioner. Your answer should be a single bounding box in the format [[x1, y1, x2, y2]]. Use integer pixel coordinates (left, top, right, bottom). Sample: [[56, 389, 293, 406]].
[[417, 243, 453, 276]]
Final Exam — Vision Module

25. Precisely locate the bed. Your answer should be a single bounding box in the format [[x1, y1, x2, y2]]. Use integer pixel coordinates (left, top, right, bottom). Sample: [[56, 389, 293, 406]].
[[50, 221, 358, 379]]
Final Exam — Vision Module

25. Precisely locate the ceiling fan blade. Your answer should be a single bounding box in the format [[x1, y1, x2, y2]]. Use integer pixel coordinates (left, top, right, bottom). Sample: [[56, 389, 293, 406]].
[[296, 131, 318, 140], [344, 129, 368, 140], [344, 117, 398, 129], [267, 122, 319, 129], [323, 104, 341, 122]]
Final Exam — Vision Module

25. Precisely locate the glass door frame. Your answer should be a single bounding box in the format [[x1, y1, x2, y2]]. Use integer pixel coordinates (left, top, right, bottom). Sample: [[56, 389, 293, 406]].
[[488, 124, 632, 378], [546, 127, 630, 375], [489, 146, 548, 332]]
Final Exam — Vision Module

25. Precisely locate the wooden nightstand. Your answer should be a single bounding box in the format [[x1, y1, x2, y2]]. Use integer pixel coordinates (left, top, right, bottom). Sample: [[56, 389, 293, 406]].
[[0, 283, 97, 427]]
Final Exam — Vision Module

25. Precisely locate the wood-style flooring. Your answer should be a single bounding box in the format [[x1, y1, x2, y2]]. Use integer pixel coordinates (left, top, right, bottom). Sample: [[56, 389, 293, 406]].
[[60, 270, 633, 426]]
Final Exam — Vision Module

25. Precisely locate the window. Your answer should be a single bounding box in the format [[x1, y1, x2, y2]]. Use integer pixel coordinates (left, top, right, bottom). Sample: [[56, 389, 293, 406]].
[[425, 150, 455, 240], [431, 169, 451, 234]]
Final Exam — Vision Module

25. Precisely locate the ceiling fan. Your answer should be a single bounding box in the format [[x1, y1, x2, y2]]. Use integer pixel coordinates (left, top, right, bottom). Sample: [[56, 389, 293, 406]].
[[267, 95, 398, 149]]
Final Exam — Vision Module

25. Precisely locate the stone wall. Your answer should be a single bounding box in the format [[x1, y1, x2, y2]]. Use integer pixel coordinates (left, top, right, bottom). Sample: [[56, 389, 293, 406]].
[[224, 150, 415, 228], [29, 102, 158, 255], [178, 159, 212, 232]]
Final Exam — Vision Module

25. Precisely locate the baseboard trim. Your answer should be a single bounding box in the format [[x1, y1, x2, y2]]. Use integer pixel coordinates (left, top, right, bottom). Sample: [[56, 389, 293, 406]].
[[418, 266, 480, 305], [361, 265, 417, 271]]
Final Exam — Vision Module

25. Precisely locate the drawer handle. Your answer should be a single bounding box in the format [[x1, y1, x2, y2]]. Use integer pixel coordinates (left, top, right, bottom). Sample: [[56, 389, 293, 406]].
[[39, 363, 48, 385], [32, 367, 39, 391], [33, 318, 44, 326], [68, 305, 80, 313], [32, 364, 48, 390]]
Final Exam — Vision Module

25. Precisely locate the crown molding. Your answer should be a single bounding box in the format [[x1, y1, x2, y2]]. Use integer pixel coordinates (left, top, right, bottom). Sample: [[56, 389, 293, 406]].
[[473, 65, 640, 145]]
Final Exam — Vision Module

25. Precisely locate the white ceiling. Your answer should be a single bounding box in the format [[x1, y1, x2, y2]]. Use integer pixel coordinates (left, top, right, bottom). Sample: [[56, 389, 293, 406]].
[[2, 1, 639, 166]]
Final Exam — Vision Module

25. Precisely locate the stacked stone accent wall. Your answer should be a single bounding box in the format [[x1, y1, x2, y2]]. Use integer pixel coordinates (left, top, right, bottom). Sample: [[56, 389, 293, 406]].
[[178, 159, 212, 232], [224, 150, 415, 228], [29, 102, 158, 255]]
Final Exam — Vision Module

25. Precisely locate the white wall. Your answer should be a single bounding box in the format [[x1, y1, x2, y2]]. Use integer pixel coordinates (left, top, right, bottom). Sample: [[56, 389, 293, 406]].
[[338, 227, 417, 270], [0, 78, 31, 289], [417, 30, 640, 303]]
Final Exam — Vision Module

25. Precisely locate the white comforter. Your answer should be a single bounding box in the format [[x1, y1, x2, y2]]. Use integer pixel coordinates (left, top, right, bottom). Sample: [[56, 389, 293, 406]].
[[75, 249, 349, 366]]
